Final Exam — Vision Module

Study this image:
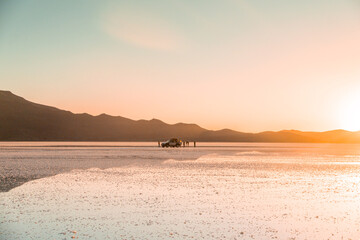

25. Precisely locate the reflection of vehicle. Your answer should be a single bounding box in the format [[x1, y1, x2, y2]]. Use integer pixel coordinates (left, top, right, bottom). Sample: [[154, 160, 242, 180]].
[[161, 138, 182, 148]]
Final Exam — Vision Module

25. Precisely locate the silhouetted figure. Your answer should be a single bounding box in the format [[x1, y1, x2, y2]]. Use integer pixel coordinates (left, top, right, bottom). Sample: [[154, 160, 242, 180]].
[[194, 141, 196, 147], [183, 141, 185, 147], [158, 141, 160, 147]]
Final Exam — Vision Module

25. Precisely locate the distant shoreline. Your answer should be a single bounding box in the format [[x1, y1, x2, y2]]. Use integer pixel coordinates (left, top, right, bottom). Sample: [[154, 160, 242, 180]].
[[1, 141, 360, 148]]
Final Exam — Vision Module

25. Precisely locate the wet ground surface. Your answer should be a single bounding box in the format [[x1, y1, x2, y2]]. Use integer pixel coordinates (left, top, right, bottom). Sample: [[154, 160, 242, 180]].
[[1, 143, 360, 239], [0, 146, 207, 192]]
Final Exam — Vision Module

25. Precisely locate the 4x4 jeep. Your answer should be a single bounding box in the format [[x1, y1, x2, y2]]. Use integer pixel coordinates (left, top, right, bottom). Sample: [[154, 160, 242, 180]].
[[161, 138, 182, 148]]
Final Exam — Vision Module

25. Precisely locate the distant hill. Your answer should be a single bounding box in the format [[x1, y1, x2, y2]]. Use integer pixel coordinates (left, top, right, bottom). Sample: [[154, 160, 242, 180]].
[[1, 90, 360, 142]]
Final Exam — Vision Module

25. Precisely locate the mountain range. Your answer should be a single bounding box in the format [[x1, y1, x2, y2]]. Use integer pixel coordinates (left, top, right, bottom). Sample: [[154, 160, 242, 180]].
[[1, 90, 360, 143]]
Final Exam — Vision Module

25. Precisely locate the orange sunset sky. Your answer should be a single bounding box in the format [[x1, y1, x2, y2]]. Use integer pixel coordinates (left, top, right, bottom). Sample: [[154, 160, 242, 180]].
[[1, 0, 360, 132]]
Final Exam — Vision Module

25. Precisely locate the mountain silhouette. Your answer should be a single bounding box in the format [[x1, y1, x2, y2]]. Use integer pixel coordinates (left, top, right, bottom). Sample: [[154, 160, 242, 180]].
[[1, 90, 360, 142]]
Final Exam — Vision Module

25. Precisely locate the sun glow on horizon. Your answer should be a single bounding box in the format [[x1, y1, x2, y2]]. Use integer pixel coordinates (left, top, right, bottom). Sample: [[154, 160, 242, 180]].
[[338, 91, 360, 132], [1, 1, 360, 132]]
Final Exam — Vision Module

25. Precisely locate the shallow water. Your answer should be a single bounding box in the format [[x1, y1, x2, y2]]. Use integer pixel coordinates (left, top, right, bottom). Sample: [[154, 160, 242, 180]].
[[1, 142, 360, 239]]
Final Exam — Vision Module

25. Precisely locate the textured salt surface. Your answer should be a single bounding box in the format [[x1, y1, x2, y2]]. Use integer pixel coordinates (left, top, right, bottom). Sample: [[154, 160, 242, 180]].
[[1, 143, 360, 239]]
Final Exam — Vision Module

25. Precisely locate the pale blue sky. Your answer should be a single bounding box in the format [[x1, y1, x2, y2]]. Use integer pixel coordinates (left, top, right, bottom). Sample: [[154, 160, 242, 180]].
[[1, 0, 360, 131]]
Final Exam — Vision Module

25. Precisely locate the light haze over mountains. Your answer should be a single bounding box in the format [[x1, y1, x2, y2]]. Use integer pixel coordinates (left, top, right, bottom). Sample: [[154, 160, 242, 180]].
[[1, 90, 360, 143]]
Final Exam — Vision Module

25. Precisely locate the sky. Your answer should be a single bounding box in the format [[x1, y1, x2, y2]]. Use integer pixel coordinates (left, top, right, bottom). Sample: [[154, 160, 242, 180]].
[[1, 0, 360, 132]]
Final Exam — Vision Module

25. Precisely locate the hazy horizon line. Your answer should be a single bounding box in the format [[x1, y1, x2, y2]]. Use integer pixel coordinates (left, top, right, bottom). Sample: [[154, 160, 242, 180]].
[[2, 89, 359, 135]]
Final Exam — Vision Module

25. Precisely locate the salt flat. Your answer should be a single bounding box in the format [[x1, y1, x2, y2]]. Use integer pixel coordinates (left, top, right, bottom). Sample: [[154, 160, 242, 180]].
[[1, 143, 360, 239]]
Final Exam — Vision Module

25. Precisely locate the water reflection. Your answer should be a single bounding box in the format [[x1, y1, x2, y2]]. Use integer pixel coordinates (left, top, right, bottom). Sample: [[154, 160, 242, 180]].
[[1, 142, 360, 192]]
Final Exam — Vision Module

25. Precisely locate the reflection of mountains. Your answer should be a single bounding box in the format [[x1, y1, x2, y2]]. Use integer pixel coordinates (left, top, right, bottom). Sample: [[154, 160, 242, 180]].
[[3, 145, 360, 192], [0, 147, 214, 192], [1, 90, 360, 143]]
